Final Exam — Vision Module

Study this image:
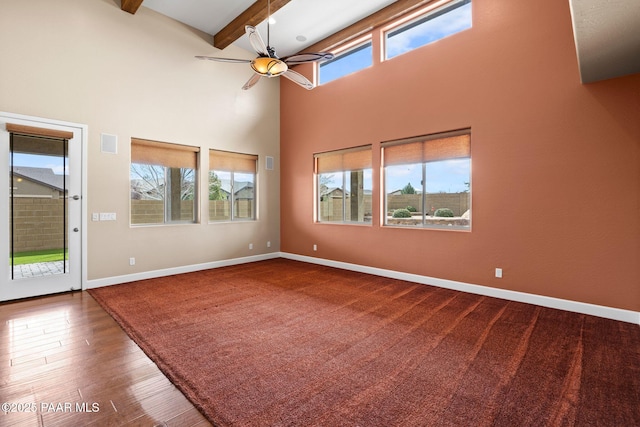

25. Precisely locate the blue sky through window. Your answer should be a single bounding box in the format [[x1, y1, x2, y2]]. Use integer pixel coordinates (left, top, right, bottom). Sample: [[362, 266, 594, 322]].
[[386, 1, 472, 59], [318, 0, 471, 85], [386, 159, 470, 194], [11, 153, 67, 175], [320, 158, 470, 195], [319, 41, 373, 85]]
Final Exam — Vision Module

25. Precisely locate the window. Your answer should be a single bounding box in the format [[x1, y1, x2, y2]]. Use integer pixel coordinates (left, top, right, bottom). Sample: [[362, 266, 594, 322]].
[[382, 129, 470, 229], [385, 0, 472, 60], [209, 150, 257, 221], [130, 139, 198, 225], [315, 146, 372, 223], [319, 38, 372, 85]]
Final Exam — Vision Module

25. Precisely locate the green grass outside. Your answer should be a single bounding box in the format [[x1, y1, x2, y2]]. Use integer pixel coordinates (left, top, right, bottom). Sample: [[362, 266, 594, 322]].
[[11, 249, 67, 265]]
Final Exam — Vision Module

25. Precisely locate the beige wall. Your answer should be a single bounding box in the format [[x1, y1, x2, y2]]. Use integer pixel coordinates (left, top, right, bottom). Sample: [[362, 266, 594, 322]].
[[280, 0, 640, 312], [0, 0, 280, 280]]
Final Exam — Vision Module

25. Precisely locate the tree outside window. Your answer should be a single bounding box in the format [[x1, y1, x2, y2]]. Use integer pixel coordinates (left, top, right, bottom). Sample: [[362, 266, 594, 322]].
[[383, 130, 471, 229], [130, 139, 198, 225], [315, 146, 372, 224], [209, 150, 257, 222]]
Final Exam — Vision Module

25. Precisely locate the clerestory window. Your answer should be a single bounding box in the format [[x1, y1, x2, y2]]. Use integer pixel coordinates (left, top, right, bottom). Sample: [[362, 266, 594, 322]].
[[385, 0, 472, 60], [318, 37, 373, 85]]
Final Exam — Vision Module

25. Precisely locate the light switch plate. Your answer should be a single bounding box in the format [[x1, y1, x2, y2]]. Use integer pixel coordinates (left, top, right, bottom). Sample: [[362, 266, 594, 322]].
[[99, 212, 116, 221]]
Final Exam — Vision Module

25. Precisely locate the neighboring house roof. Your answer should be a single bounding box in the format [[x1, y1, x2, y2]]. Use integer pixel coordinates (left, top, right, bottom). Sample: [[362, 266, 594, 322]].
[[220, 180, 253, 195], [389, 189, 423, 195], [130, 178, 253, 198], [130, 178, 163, 199], [321, 187, 343, 197], [12, 166, 67, 192], [321, 187, 372, 197]]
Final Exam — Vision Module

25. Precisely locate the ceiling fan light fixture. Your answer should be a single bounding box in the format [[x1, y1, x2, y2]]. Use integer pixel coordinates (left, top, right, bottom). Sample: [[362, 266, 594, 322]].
[[251, 57, 288, 77], [197, 2, 327, 90]]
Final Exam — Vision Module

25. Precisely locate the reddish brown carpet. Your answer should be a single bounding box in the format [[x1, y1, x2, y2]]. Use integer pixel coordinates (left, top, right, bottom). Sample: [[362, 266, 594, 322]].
[[88, 258, 640, 426]]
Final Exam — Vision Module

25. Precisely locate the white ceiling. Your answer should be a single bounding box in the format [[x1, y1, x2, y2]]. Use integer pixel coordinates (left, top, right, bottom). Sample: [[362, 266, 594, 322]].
[[143, 0, 397, 57], [569, 0, 640, 83], [142, 0, 640, 83]]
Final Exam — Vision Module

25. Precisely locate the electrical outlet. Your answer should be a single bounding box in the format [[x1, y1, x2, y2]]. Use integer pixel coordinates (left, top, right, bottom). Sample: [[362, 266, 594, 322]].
[[495, 268, 503, 278], [267, 241, 271, 248], [129, 257, 135, 266], [249, 243, 253, 250], [313, 244, 317, 251]]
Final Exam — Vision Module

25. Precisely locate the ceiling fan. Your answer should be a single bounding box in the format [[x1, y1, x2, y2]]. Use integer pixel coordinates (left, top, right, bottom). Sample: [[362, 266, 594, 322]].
[[196, 0, 334, 90]]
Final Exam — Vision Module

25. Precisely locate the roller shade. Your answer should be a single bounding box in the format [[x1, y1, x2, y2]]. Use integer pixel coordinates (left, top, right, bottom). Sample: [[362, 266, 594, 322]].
[[315, 145, 372, 174], [382, 129, 470, 166], [6, 123, 73, 140], [210, 149, 257, 173], [131, 138, 198, 169], [10, 134, 67, 157]]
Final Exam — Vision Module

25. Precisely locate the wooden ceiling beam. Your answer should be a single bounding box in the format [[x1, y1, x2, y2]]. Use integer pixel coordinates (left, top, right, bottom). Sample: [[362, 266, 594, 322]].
[[214, 0, 292, 50], [300, 0, 435, 54], [121, 0, 144, 15]]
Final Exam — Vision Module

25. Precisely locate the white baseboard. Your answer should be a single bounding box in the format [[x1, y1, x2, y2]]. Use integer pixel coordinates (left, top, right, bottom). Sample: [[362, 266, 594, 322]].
[[85, 251, 639, 325], [85, 253, 280, 289], [281, 252, 640, 325]]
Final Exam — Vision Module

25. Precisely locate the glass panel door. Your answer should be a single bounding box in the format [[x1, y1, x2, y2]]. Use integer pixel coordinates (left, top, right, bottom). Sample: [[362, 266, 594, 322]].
[[0, 114, 83, 302], [10, 134, 69, 279]]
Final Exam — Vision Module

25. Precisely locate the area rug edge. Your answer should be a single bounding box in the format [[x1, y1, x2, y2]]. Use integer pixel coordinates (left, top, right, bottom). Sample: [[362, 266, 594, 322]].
[[87, 288, 219, 425]]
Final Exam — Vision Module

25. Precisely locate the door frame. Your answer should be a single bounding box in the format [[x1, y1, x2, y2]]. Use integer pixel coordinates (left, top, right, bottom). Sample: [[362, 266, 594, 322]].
[[0, 112, 87, 301]]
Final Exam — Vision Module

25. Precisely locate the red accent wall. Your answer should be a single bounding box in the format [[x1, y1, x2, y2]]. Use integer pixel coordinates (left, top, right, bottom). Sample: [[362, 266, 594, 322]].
[[280, 0, 640, 311]]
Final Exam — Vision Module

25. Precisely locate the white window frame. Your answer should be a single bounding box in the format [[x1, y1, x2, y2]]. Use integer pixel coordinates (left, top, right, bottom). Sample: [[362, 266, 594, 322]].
[[382, 129, 471, 230], [209, 150, 258, 222], [130, 139, 199, 226], [314, 146, 372, 224]]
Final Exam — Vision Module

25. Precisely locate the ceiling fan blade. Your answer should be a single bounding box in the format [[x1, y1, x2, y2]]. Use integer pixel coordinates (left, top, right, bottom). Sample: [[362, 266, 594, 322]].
[[196, 55, 251, 64], [281, 69, 314, 90], [242, 73, 262, 90], [282, 52, 335, 65], [245, 25, 269, 57]]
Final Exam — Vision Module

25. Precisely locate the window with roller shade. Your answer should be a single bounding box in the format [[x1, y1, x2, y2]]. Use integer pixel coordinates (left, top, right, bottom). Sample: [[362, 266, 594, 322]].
[[209, 150, 257, 221], [130, 139, 199, 225], [314, 146, 372, 223], [382, 129, 470, 229]]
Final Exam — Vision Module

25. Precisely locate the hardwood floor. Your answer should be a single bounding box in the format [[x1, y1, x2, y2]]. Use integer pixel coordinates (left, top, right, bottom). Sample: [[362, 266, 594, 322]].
[[0, 291, 211, 426]]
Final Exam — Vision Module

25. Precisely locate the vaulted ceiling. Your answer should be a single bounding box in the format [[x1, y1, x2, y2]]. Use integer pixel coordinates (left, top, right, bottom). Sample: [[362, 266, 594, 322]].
[[122, 0, 409, 57], [121, 0, 640, 83]]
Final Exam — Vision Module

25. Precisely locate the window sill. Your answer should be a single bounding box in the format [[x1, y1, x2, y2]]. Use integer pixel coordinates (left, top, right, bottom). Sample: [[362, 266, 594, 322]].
[[384, 216, 470, 231], [315, 221, 372, 226], [208, 219, 257, 224], [130, 221, 199, 228]]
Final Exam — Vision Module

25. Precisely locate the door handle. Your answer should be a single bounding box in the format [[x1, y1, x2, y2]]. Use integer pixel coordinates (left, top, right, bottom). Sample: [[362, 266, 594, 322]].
[[73, 228, 79, 232], [72, 195, 80, 200]]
